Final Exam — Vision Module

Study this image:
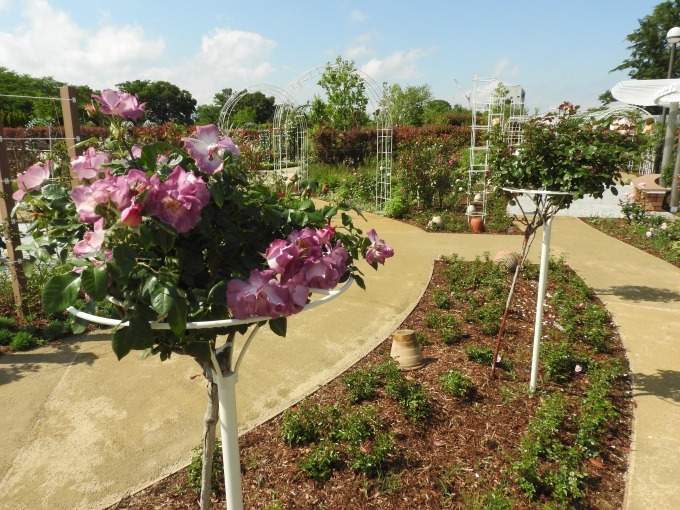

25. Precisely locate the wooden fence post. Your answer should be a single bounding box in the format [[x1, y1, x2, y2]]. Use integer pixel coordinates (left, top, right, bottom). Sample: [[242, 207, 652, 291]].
[[59, 85, 83, 187], [0, 121, 28, 320]]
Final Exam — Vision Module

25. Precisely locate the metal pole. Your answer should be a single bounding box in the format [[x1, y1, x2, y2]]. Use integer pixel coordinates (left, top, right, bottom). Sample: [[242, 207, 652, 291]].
[[660, 102, 679, 186], [671, 129, 680, 211], [660, 42, 677, 186], [213, 369, 244, 510], [529, 215, 553, 393]]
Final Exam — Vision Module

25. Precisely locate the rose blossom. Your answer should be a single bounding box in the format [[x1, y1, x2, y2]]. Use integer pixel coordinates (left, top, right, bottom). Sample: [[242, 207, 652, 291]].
[[92, 89, 146, 121], [144, 166, 210, 233], [71, 147, 109, 180], [365, 229, 395, 265], [182, 124, 239, 174], [227, 270, 293, 319], [12, 162, 50, 201]]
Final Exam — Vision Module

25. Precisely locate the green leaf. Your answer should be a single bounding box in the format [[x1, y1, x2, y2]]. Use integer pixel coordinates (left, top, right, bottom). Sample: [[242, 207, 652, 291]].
[[81, 266, 109, 302], [269, 317, 287, 337], [41, 272, 81, 313], [167, 295, 187, 338], [40, 184, 69, 200], [185, 339, 213, 362], [111, 315, 154, 360], [297, 199, 315, 211], [109, 245, 136, 284], [111, 328, 132, 360], [211, 184, 224, 208], [207, 281, 228, 305], [150, 283, 175, 317]]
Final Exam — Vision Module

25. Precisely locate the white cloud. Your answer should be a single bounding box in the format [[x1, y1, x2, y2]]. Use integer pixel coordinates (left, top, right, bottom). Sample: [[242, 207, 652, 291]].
[[0, 1, 278, 105], [0, 0, 164, 89], [177, 29, 277, 104], [0, 0, 13, 10], [361, 48, 434, 84], [350, 10, 366, 23], [492, 58, 521, 81], [346, 33, 376, 60]]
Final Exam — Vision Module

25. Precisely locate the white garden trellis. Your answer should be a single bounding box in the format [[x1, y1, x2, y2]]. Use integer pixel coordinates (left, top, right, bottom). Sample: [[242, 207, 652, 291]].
[[0, 86, 82, 319], [217, 65, 393, 207], [467, 76, 527, 222]]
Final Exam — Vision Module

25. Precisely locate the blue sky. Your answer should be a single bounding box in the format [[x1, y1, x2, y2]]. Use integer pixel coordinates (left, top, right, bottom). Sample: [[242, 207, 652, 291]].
[[0, 0, 663, 113]]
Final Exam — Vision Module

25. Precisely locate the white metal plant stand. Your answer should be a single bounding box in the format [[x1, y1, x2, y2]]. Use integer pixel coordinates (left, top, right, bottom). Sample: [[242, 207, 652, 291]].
[[68, 277, 354, 510], [502, 188, 570, 393]]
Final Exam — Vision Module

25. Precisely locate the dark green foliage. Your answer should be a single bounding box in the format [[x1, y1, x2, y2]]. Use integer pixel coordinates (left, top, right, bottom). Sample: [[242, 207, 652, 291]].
[[0, 329, 13, 346], [342, 367, 381, 404], [385, 374, 432, 424], [281, 402, 340, 446], [0, 316, 16, 330], [465, 345, 495, 366], [437, 370, 474, 399], [332, 406, 384, 446], [541, 341, 587, 383], [42, 320, 66, 341], [349, 431, 396, 477], [187, 438, 224, 495], [10, 331, 36, 351], [298, 441, 341, 483]]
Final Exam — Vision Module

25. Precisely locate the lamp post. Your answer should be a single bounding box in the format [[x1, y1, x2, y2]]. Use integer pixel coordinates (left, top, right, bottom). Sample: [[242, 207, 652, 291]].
[[660, 27, 680, 187]]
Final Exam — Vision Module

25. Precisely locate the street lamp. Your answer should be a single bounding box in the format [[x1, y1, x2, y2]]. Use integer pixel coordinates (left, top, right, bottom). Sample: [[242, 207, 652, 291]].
[[659, 27, 680, 187]]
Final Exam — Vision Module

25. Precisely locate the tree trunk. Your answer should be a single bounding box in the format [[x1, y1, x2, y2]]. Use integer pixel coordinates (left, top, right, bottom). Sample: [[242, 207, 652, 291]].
[[199, 363, 219, 510]]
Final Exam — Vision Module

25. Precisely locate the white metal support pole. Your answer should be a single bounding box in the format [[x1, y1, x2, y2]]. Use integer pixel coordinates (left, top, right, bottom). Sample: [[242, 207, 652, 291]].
[[529, 215, 553, 393], [661, 102, 679, 185], [213, 369, 243, 510]]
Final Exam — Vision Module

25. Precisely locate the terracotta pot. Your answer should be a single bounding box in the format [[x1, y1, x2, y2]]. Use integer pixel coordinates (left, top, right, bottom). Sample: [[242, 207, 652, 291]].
[[390, 329, 424, 370], [469, 217, 485, 233]]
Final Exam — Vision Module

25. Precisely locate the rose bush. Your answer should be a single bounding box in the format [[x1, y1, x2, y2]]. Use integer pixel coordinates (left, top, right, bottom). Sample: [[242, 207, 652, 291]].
[[13, 89, 393, 365]]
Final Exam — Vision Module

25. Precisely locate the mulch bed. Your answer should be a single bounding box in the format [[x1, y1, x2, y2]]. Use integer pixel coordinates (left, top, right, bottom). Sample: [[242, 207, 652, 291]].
[[110, 259, 633, 510]]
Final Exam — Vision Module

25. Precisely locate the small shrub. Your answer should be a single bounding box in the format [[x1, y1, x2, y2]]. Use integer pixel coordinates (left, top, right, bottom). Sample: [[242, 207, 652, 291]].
[[432, 288, 452, 310], [542, 342, 583, 383], [0, 329, 13, 346], [385, 376, 432, 423], [281, 402, 339, 446], [465, 345, 494, 366], [383, 190, 409, 219], [437, 370, 474, 398], [332, 406, 383, 446], [349, 431, 396, 478], [425, 311, 462, 344], [10, 331, 36, 351], [187, 438, 223, 495], [0, 317, 16, 330], [343, 367, 380, 404], [42, 321, 65, 341], [298, 441, 341, 483]]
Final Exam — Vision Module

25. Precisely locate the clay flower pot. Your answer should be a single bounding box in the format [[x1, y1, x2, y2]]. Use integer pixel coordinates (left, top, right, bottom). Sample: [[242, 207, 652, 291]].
[[469, 217, 485, 233]]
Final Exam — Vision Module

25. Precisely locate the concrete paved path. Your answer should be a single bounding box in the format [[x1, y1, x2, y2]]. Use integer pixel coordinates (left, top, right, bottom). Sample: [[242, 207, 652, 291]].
[[0, 211, 678, 509]]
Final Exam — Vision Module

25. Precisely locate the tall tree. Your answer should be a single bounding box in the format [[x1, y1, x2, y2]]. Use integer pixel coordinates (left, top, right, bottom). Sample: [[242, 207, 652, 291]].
[[381, 83, 432, 126], [196, 88, 276, 127], [317, 56, 369, 130], [117, 80, 197, 124], [612, 0, 680, 80]]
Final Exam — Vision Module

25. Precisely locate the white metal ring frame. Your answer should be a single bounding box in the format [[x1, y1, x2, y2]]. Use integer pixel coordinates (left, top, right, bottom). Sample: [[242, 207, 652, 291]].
[[67, 276, 354, 510]]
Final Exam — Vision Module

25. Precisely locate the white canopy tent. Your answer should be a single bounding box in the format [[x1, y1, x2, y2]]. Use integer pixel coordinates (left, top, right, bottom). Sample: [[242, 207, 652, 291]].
[[611, 78, 680, 211]]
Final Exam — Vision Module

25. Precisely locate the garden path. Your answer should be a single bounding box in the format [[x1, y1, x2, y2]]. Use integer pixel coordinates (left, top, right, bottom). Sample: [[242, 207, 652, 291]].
[[0, 212, 678, 510]]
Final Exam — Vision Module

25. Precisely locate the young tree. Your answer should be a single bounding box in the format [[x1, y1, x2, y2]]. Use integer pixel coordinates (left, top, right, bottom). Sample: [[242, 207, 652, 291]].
[[422, 99, 453, 125], [612, 0, 680, 80], [317, 56, 369, 130], [381, 83, 432, 126], [117, 80, 197, 124]]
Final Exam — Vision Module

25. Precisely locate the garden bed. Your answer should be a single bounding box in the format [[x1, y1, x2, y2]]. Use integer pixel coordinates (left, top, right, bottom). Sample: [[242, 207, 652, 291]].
[[109, 256, 633, 510]]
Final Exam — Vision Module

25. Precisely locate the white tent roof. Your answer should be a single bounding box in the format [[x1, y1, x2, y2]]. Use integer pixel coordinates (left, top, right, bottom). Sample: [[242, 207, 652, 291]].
[[611, 78, 680, 106]]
